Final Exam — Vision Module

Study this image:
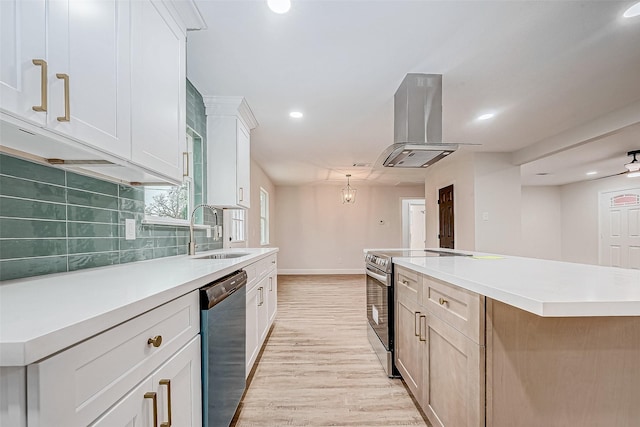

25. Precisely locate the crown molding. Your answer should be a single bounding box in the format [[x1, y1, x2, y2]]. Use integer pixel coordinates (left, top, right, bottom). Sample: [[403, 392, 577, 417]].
[[203, 96, 258, 130]]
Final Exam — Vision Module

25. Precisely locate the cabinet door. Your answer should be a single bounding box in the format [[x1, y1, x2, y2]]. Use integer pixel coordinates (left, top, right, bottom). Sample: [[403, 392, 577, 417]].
[[246, 284, 260, 376], [47, 0, 131, 158], [395, 295, 425, 402], [130, 0, 185, 182], [152, 336, 202, 427], [90, 377, 153, 427], [267, 273, 277, 324], [236, 120, 251, 208], [423, 314, 484, 427], [0, 0, 47, 126]]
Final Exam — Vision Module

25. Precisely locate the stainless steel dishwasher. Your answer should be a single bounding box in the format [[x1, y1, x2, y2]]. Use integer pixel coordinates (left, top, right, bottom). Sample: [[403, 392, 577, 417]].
[[200, 270, 247, 427]]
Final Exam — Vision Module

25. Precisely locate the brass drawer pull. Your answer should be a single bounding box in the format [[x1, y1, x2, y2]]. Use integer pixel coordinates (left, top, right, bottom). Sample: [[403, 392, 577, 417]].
[[144, 392, 158, 427], [439, 297, 448, 306], [55, 73, 70, 122], [183, 152, 189, 177], [419, 315, 427, 341], [32, 59, 48, 112], [147, 335, 163, 347], [159, 379, 172, 427], [414, 312, 421, 336]]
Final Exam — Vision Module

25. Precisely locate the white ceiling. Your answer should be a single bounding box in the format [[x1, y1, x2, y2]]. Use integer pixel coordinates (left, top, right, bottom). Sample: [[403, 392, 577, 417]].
[[186, 0, 640, 187]]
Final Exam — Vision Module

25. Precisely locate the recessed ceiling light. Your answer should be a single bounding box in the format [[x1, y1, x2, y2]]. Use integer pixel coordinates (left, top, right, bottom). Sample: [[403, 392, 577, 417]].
[[289, 111, 303, 119], [477, 113, 495, 121], [267, 0, 291, 14], [623, 2, 640, 18], [586, 171, 598, 176]]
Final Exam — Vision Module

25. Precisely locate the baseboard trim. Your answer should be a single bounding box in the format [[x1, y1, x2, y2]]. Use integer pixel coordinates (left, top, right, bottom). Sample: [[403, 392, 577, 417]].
[[278, 269, 364, 275]]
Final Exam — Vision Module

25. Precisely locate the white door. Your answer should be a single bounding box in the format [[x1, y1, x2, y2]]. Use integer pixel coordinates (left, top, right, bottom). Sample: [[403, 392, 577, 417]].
[[246, 284, 259, 376], [599, 189, 640, 269], [236, 121, 251, 208], [47, 0, 131, 158], [402, 199, 426, 249], [89, 377, 153, 427], [0, 0, 47, 126]]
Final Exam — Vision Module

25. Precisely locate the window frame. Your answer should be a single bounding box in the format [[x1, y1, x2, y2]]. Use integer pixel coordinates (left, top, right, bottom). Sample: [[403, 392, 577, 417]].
[[260, 187, 269, 245]]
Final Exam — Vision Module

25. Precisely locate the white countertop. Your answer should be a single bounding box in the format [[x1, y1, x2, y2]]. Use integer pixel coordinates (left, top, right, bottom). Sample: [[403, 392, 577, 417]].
[[393, 251, 640, 317], [0, 248, 278, 366]]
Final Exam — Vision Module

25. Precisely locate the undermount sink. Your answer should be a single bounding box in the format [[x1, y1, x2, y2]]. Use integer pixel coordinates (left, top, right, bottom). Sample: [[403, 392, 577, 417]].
[[196, 253, 250, 260]]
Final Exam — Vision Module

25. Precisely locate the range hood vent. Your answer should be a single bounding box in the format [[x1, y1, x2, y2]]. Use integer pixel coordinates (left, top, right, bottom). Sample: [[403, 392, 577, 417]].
[[380, 73, 458, 168]]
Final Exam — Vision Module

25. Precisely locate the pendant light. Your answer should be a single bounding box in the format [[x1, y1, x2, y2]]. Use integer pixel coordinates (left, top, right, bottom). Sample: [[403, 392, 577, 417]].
[[342, 174, 357, 204]]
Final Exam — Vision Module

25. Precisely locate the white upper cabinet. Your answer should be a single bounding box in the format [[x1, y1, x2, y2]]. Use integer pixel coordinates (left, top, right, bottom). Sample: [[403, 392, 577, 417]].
[[1, 0, 131, 158], [0, 0, 202, 185], [130, 0, 186, 182], [204, 96, 257, 209], [0, 0, 47, 126]]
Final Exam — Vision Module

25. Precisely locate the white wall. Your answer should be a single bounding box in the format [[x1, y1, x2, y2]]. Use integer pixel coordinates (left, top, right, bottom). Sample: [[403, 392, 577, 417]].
[[520, 186, 562, 260], [275, 184, 425, 274], [424, 152, 476, 250], [247, 158, 277, 248], [474, 153, 522, 255], [560, 174, 637, 265]]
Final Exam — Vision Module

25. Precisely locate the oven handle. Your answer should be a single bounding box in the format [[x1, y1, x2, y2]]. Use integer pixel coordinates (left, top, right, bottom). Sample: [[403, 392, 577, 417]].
[[366, 268, 390, 286]]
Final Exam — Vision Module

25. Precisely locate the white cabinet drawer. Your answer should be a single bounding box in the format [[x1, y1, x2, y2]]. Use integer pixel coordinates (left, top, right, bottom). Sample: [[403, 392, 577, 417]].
[[27, 291, 199, 427], [422, 275, 485, 345]]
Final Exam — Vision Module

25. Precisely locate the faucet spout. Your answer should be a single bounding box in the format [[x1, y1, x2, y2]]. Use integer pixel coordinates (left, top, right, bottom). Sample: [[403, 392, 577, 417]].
[[189, 204, 218, 255]]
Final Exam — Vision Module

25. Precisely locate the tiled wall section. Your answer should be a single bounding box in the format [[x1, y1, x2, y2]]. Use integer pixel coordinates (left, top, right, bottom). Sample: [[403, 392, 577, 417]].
[[187, 79, 207, 221], [0, 153, 223, 281]]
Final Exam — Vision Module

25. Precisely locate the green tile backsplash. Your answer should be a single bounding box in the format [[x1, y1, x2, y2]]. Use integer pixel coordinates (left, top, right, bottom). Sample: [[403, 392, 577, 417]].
[[0, 80, 222, 281], [0, 152, 223, 281]]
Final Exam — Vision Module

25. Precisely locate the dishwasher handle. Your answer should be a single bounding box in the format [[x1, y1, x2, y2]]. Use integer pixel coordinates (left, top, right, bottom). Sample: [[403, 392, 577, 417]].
[[200, 270, 247, 310]]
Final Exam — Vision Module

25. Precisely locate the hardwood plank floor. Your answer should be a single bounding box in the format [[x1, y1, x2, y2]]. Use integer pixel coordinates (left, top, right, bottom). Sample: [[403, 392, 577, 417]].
[[232, 275, 429, 427]]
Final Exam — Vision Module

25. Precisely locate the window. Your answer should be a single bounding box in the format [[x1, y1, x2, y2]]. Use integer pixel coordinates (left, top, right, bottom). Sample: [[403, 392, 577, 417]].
[[229, 209, 246, 243], [144, 129, 204, 225], [260, 188, 269, 245]]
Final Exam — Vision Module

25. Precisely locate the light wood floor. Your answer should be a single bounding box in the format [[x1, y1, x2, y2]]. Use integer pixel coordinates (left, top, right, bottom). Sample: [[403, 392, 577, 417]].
[[232, 275, 429, 427]]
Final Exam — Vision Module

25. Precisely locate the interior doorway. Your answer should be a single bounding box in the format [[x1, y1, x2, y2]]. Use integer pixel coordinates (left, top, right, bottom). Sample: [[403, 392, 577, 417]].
[[402, 199, 426, 249], [438, 185, 454, 249], [599, 188, 640, 269]]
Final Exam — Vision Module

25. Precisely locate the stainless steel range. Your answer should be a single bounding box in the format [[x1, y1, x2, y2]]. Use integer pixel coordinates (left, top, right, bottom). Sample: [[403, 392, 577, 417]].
[[365, 249, 469, 377]]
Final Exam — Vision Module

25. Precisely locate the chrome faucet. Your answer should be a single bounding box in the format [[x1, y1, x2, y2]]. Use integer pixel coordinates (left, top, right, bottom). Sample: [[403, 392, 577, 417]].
[[189, 204, 218, 255]]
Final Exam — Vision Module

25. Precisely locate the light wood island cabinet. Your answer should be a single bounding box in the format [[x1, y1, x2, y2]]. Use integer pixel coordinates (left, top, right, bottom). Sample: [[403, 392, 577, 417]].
[[395, 263, 640, 427]]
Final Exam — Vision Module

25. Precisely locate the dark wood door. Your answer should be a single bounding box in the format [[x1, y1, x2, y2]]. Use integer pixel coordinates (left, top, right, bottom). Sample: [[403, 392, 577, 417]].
[[438, 185, 454, 248]]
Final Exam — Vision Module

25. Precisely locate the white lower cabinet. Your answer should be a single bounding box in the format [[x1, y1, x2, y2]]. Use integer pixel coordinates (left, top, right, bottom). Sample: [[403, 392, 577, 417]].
[[245, 254, 278, 376], [26, 291, 201, 427], [91, 336, 201, 427]]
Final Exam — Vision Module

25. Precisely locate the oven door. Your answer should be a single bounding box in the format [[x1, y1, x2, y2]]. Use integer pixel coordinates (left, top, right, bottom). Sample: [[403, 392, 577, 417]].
[[366, 265, 391, 350]]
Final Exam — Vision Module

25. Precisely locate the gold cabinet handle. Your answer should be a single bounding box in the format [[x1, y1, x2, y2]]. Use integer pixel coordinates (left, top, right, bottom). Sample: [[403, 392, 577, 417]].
[[32, 59, 48, 112], [239, 187, 244, 202], [439, 297, 448, 306], [269, 276, 273, 291], [55, 73, 70, 122], [159, 379, 172, 427], [401, 279, 409, 285], [182, 152, 189, 177], [419, 315, 427, 341], [147, 335, 163, 348], [144, 392, 158, 427], [258, 287, 264, 306], [414, 312, 421, 336]]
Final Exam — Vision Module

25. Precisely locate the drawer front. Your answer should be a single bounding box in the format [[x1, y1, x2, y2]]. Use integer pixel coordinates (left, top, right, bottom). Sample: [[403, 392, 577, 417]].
[[27, 291, 200, 427], [422, 276, 484, 344], [396, 266, 421, 303]]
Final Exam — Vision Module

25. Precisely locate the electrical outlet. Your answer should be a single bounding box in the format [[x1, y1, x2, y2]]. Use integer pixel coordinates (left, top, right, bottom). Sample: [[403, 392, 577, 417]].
[[482, 212, 489, 221], [125, 219, 136, 240], [206, 227, 212, 238]]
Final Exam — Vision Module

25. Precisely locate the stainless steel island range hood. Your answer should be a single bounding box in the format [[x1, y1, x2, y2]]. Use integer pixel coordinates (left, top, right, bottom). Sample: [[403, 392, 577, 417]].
[[379, 74, 458, 168]]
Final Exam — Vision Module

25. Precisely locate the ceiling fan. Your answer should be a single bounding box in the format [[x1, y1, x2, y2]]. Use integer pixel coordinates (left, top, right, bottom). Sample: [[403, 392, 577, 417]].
[[594, 150, 640, 180]]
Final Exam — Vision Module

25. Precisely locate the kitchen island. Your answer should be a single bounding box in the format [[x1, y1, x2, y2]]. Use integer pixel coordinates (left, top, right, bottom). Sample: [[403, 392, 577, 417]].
[[393, 252, 640, 427]]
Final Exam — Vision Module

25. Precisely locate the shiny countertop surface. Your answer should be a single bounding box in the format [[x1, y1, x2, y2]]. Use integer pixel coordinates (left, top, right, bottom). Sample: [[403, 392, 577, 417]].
[[0, 248, 278, 366], [394, 250, 640, 317]]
